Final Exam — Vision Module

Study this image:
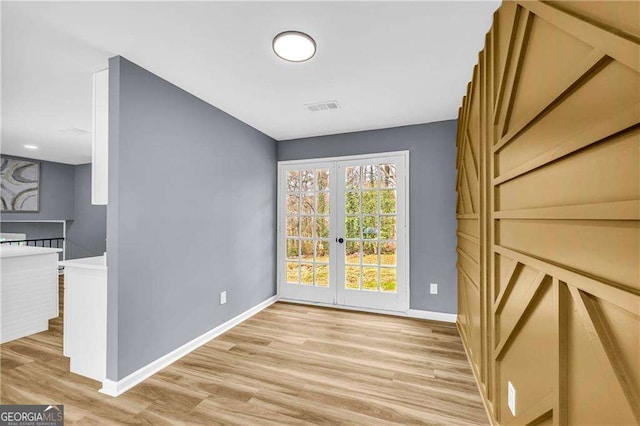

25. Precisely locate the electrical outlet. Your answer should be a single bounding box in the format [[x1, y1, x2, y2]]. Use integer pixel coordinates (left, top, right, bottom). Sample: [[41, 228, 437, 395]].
[[508, 381, 516, 416], [220, 291, 227, 305], [429, 283, 438, 295]]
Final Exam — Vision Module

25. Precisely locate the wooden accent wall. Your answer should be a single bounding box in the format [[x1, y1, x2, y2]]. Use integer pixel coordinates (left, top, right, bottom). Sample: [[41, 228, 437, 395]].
[[456, 1, 640, 424]]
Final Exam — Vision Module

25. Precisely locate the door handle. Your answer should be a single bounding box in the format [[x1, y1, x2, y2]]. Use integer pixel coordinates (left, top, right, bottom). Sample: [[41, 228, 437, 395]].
[[336, 237, 344, 244]]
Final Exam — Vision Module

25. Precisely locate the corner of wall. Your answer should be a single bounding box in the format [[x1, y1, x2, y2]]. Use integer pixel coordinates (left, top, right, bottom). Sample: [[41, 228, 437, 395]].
[[105, 54, 121, 381]]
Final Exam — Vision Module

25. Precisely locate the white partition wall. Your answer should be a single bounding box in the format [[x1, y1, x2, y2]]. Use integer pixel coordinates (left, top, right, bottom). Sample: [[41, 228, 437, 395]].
[[0, 247, 61, 343]]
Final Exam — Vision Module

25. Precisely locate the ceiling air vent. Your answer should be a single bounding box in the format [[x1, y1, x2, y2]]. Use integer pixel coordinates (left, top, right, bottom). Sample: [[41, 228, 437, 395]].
[[306, 100, 339, 112]]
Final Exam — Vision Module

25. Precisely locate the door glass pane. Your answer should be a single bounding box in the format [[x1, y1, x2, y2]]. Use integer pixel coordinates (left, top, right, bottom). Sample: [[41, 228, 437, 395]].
[[380, 242, 397, 266], [362, 241, 378, 265], [345, 192, 360, 214], [300, 263, 313, 285], [345, 216, 361, 239], [302, 195, 314, 215], [381, 268, 397, 292], [345, 166, 361, 190], [379, 164, 396, 189], [380, 190, 396, 214], [287, 170, 300, 192], [317, 193, 330, 214], [315, 264, 329, 287], [362, 267, 379, 291], [301, 217, 313, 238], [286, 262, 299, 284], [362, 191, 377, 214], [301, 240, 313, 262], [316, 217, 329, 238], [286, 239, 299, 261], [301, 170, 314, 192], [362, 165, 379, 189], [316, 169, 329, 191], [380, 216, 396, 240], [315, 240, 329, 263], [286, 194, 299, 215], [345, 241, 360, 265], [345, 266, 360, 289], [286, 217, 299, 237], [362, 216, 378, 239]]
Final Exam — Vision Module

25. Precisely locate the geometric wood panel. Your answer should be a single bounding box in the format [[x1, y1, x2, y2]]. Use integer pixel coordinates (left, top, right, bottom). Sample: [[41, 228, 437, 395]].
[[456, 1, 640, 424]]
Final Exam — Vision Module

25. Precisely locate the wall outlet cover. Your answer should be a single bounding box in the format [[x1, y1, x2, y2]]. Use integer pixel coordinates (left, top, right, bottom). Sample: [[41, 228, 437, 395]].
[[429, 283, 438, 295], [220, 291, 227, 305], [507, 381, 516, 416]]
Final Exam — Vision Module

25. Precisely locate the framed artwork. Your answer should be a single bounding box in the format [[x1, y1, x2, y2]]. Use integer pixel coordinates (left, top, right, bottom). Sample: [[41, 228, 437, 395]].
[[1, 156, 40, 212]]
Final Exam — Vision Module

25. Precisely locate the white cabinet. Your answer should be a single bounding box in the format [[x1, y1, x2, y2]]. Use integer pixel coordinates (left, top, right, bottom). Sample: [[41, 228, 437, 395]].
[[92, 69, 109, 205], [60, 256, 107, 381]]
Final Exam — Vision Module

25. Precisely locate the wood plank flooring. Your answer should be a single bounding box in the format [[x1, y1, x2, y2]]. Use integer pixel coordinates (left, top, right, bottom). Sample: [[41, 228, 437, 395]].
[[1, 277, 488, 425]]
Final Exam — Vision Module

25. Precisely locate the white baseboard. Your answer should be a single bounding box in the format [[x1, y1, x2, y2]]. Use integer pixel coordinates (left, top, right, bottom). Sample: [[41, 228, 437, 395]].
[[279, 298, 407, 317], [407, 309, 457, 323], [100, 295, 278, 397], [280, 298, 457, 323]]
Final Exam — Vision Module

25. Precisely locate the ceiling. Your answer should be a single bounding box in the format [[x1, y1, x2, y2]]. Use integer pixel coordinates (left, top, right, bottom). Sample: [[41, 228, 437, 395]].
[[1, 1, 499, 165]]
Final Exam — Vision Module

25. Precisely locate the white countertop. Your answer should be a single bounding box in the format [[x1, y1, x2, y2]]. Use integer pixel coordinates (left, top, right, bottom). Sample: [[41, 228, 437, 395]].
[[0, 245, 63, 259], [59, 256, 107, 271]]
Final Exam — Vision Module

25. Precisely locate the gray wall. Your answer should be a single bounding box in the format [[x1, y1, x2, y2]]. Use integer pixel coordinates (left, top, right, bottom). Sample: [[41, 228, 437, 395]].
[[1, 157, 74, 220], [66, 164, 106, 259], [1, 157, 106, 260], [107, 57, 277, 380], [277, 121, 458, 314], [0, 221, 64, 240]]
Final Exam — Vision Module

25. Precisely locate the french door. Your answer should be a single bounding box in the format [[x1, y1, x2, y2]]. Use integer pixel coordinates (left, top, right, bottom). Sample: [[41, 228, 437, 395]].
[[278, 152, 408, 313]]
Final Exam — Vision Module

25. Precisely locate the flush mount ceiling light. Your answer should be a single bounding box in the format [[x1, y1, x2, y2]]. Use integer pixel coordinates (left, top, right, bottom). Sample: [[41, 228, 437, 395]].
[[273, 31, 316, 62], [24, 145, 39, 150]]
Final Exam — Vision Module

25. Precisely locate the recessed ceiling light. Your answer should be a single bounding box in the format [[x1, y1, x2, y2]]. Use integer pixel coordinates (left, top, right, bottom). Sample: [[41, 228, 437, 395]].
[[273, 31, 316, 62], [24, 145, 38, 150]]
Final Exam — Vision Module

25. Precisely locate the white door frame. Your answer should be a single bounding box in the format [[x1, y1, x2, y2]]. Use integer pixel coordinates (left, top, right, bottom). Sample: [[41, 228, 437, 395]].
[[277, 150, 410, 314]]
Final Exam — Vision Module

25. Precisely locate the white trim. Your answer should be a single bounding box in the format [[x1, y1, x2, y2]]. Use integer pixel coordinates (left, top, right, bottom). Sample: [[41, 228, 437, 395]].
[[99, 295, 278, 397], [404, 153, 410, 313], [276, 167, 283, 298], [277, 150, 410, 166], [280, 298, 457, 323], [279, 298, 405, 316], [407, 309, 457, 323]]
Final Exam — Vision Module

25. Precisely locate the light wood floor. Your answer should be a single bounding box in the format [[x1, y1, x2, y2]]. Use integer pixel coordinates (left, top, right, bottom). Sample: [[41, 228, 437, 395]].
[[1, 277, 488, 425]]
